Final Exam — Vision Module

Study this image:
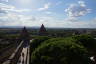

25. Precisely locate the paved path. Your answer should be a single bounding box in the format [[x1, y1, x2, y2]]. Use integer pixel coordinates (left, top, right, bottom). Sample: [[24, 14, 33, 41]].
[[17, 39, 33, 64], [17, 46, 29, 64]]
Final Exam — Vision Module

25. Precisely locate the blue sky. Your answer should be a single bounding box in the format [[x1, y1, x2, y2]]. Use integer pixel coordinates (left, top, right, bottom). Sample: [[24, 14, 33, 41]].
[[0, 0, 96, 28]]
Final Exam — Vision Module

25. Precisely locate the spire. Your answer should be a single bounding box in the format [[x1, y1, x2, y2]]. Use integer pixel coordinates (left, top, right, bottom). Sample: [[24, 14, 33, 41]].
[[40, 24, 47, 32], [20, 27, 29, 39], [22, 26, 28, 34], [39, 24, 47, 36]]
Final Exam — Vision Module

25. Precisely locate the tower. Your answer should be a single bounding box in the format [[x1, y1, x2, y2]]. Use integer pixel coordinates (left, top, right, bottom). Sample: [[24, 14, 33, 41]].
[[20, 27, 30, 40], [39, 24, 47, 36], [20, 27, 30, 47]]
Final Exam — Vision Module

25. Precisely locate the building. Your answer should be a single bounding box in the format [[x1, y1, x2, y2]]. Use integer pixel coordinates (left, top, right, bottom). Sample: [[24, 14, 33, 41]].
[[20, 27, 30, 47], [39, 24, 47, 36], [20, 27, 30, 40]]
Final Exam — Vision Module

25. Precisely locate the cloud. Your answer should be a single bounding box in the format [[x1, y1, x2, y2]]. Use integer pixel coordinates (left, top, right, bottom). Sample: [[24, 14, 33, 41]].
[[0, 3, 14, 11], [65, 1, 91, 17], [0, 2, 32, 26], [0, 3, 31, 14], [0, 12, 37, 26], [0, 9, 7, 14], [0, 13, 20, 26], [38, 3, 51, 11], [0, 11, 96, 28], [0, 1, 95, 28], [56, 1, 62, 5], [47, 18, 96, 28], [65, 17, 78, 22], [0, 3, 13, 14], [8, 8, 31, 13], [0, 0, 8, 2], [78, 1, 86, 7], [45, 11, 52, 14], [19, 0, 31, 5]]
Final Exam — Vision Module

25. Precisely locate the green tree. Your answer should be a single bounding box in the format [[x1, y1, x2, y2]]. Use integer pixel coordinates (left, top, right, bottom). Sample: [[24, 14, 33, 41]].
[[72, 35, 96, 62], [31, 38, 93, 64], [72, 35, 96, 55], [30, 36, 50, 52]]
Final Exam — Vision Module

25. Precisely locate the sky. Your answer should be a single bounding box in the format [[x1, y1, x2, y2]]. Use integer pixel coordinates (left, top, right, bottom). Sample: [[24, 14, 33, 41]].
[[0, 0, 96, 28]]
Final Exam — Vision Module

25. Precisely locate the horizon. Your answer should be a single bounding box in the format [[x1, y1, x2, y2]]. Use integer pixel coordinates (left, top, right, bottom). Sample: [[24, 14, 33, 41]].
[[0, 0, 96, 28], [0, 26, 96, 29]]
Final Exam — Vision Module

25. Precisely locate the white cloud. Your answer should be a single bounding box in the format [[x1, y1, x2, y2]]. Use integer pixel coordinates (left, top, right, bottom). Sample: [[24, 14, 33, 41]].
[[65, 17, 78, 22], [0, 12, 36, 26], [38, 3, 51, 11], [0, 2, 32, 26], [48, 18, 96, 28], [65, 1, 91, 17], [0, 3, 31, 14], [14, 0, 31, 6], [0, 1, 95, 28], [0, 0, 8, 2], [56, 1, 62, 5], [19, 0, 31, 4], [0, 9, 6, 14], [0, 11, 96, 28], [78, 1, 86, 7], [8, 8, 31, 13], [45, 11, 52, 14], [0, 3, 15, 12]]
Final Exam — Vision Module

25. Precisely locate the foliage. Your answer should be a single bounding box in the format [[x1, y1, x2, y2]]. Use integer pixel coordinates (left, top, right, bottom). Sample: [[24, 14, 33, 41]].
[[30, 36, 50, 53], [72, 35, 96, 55], [31, 38, 93, 64]]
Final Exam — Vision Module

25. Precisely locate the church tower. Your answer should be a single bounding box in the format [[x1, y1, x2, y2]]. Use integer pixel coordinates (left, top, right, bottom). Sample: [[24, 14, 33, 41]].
[[39, 24, 47, 36]]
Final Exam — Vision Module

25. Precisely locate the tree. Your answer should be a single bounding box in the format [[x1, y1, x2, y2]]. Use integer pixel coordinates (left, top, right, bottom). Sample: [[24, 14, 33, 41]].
[[72, 35, 96, 63], [31, 38, 93, 64], [73, 35, 96, 55], [30, 36, 50, 52]]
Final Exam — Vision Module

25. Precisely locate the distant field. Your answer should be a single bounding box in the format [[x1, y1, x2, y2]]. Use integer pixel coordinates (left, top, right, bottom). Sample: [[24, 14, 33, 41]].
[[0, 27, 96, 38]]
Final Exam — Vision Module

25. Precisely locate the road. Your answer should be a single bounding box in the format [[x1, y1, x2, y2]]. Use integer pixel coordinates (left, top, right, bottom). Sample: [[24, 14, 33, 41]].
[[17, 45, 29, 64], [17, 39, 33, 64]]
